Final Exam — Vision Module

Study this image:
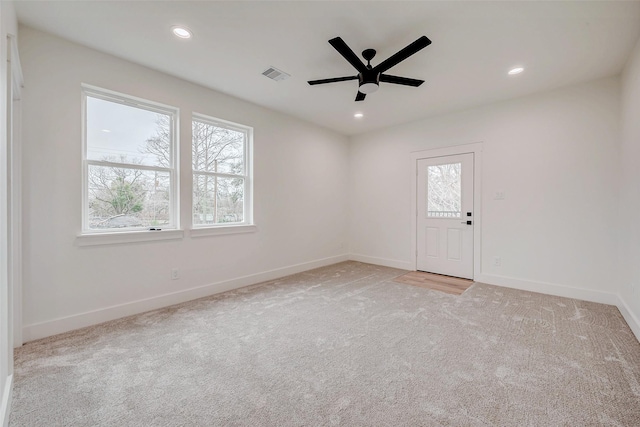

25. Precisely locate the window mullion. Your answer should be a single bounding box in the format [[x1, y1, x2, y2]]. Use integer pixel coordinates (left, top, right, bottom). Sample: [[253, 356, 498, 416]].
[[193, 170, 246, 180], [87, 159, 172, 174]]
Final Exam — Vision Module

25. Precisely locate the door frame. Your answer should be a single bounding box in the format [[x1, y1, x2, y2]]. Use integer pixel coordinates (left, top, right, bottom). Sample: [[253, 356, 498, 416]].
[[7, 34, 23, 348], [410, 142, 483, 277]]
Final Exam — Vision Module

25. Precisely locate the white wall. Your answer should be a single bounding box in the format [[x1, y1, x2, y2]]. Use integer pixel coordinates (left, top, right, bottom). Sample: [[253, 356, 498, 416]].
[[349, 77, 621, 301], [1, 3, 18, 425], [620, 37, 640, 336], [18, 26, 349, 341], [15, 24, 640, 346]]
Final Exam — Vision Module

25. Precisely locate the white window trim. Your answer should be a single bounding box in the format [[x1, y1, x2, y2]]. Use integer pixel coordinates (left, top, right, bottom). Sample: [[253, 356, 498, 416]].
[[80, 84, 180, 238], [191, 113, 253, 230], [76, 229, 184, 247], [189, 224, 257, 238]]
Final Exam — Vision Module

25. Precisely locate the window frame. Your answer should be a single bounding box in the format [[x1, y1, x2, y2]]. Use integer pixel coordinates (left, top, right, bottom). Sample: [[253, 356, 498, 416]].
[[81, 84, 180, 235], [191, 113, 253, 231]]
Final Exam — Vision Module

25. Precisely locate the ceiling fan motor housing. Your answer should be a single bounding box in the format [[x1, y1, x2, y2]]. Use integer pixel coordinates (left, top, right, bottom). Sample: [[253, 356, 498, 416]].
[[358, 71, 380, 94]]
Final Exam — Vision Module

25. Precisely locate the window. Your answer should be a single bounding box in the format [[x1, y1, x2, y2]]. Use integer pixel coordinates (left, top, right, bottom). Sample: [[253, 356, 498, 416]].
[[82, 85, 178, 233], [192, 114, 252, 228], [427, 162, 462, 218]]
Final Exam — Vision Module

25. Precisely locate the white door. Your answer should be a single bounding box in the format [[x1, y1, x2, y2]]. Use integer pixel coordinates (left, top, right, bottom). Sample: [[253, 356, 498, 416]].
[[417, 153, 474, 279]]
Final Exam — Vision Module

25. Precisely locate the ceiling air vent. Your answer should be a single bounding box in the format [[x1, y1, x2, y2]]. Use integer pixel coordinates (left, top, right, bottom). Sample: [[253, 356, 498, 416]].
[[262, 66, 290, 81]]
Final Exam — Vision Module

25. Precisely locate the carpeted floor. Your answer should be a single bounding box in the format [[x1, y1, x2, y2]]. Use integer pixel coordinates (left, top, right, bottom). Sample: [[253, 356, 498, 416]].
[[10, 261, 640, 426]]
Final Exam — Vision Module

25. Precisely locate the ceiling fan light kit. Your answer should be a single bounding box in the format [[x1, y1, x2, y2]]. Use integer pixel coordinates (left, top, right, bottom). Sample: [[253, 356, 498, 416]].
[[358, 77, 379, 95], [308, 35, 431, 101]]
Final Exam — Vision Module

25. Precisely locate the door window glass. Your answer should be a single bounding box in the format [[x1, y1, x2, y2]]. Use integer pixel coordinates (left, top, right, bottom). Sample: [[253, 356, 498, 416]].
[[427, 163, 461, 218]]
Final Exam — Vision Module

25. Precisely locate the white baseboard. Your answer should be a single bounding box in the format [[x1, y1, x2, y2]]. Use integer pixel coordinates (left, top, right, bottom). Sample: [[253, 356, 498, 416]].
[[22, 254, 349, 342], [349, 253, 412, 271], [474, 273, 620, 306], [615, 295, 640, 343], [1, 374, 12, 427]]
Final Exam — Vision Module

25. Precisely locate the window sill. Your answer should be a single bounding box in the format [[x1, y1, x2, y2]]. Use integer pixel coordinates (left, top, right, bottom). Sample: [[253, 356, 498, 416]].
[[189, 224, 257, 238], [76, 229, 184, 246]]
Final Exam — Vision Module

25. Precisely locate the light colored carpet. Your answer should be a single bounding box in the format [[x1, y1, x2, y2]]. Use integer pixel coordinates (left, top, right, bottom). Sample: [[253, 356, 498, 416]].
[[10, 261, 640, 426]]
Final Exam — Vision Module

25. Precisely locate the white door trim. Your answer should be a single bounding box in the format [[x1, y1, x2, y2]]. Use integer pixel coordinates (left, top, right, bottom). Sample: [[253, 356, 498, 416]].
[[411, 142, 483, 276], [8, 34, 23, 348]]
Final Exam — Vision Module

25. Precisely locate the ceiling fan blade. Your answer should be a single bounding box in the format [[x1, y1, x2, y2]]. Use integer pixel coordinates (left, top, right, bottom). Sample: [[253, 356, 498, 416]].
[[373, 35, 432, 74], [380, 74, 424, 87], [329, 37, 368, 73], [355, 91, 366, 101], [307, 76, 358, 85]]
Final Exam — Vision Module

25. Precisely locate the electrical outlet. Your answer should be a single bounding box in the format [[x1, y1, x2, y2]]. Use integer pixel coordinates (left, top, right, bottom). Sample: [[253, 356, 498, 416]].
[[171, 268, 179, 280], [494, 191, 505, 200], [493, 256, 502, 267]]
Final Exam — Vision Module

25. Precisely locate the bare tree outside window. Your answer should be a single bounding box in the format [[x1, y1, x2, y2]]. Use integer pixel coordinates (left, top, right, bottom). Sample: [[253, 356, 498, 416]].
[[192, 118, 247, 226], [143, 115, 171, 168]]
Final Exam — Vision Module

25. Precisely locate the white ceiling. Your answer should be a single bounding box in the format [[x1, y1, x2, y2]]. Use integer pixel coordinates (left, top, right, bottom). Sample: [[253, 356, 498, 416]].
[[13, 1, 640, 136]]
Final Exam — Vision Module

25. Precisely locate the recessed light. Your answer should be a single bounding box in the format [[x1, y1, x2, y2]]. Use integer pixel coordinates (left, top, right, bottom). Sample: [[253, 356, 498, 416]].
[[172, 26, 192, 39], [354, 113, 364, 118], [508, 67, 524, 75], [101, 129, 111, 133]]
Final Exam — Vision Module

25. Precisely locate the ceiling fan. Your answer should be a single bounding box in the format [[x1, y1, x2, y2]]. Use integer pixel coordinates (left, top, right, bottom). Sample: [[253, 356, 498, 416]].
[[308, 35, 432, 101]]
